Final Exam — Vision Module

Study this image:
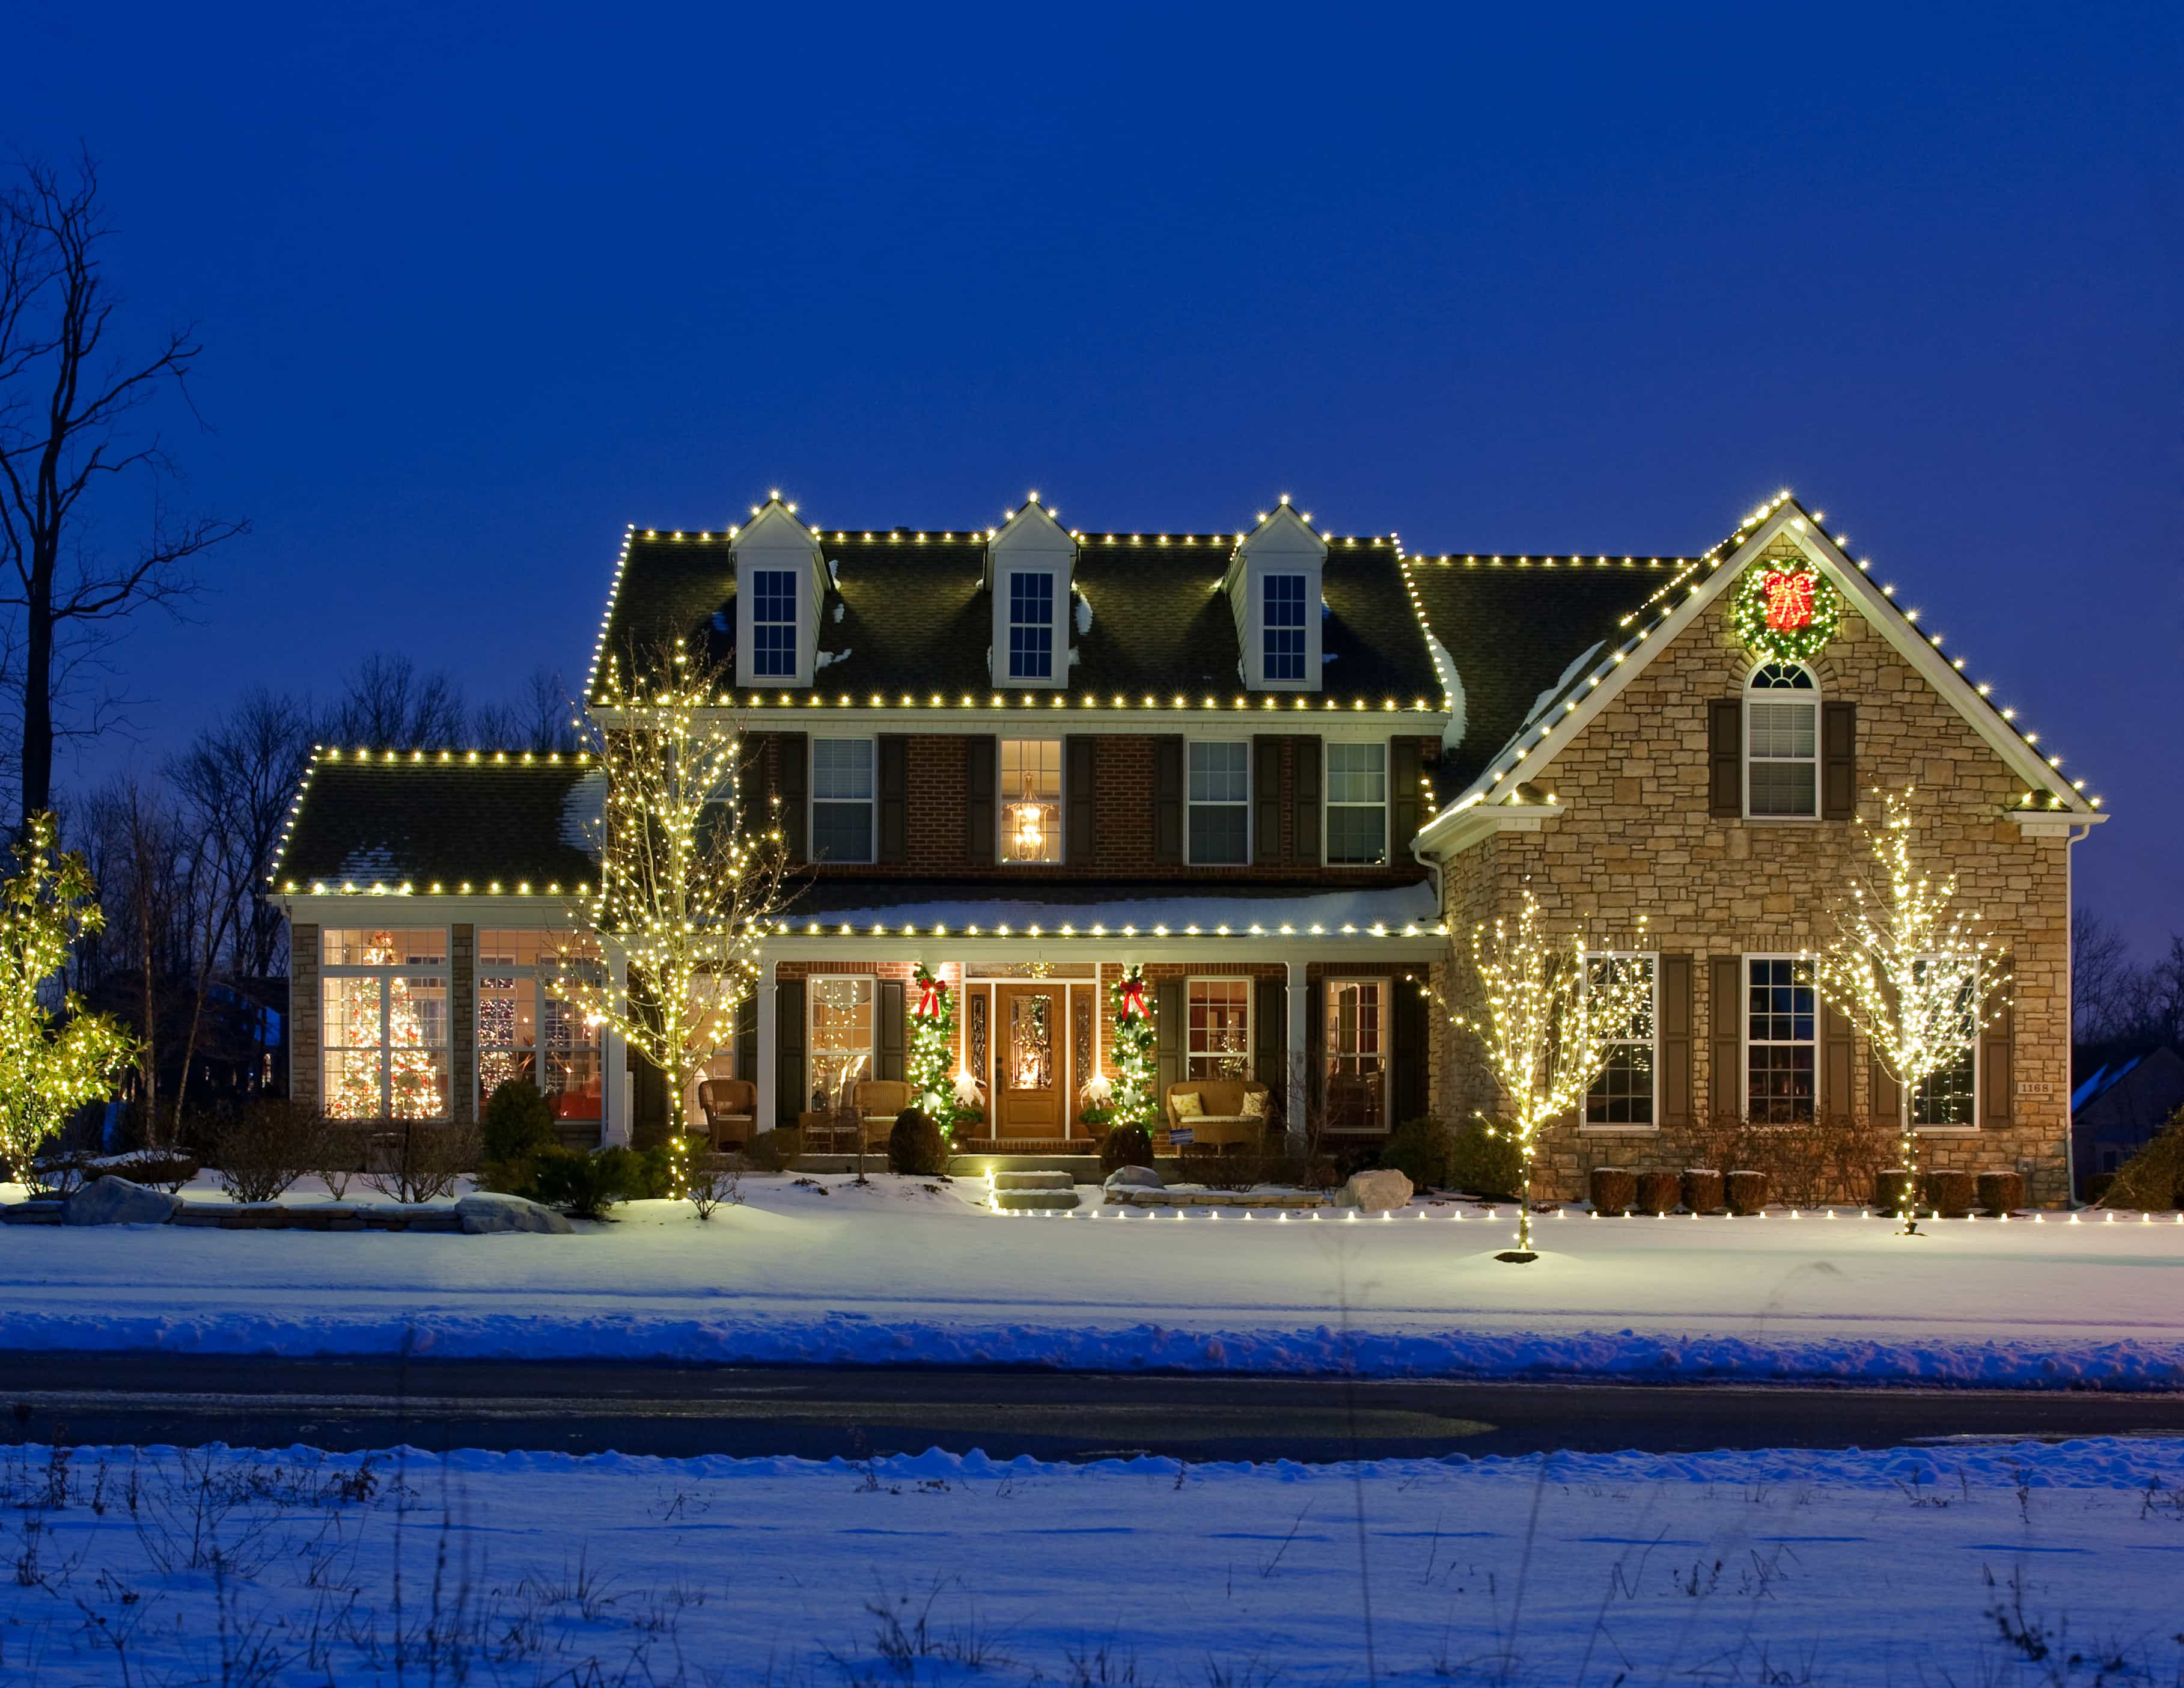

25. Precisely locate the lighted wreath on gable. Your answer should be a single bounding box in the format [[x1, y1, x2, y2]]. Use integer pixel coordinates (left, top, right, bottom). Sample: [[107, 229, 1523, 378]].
[[1730, 558, 1840, 664]]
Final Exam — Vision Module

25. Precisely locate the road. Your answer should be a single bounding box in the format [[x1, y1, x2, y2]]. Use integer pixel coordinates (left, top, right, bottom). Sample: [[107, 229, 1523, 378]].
[[4, 1354, 2181, 1461]]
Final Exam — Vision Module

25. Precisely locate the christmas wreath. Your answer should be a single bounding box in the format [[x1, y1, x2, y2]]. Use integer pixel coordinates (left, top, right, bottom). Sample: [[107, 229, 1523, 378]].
[[1730, 559, 1839, 664]]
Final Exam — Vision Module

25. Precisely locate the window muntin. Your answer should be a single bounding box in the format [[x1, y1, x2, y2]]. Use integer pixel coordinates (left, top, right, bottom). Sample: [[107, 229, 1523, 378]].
[[1001, 737, 1063, 864], [1187, 979, 1252, 1080], [1746, 662, 1817, 818], [1326, 741, 1388, 864], [808, 976, 875, 1109], [1913, 961, 1978, 1127], [320, 928, 449, 1119], [811, 738, 875, 863], [475, 929, 602, 1121], [1188, 741, 1249, 864], [1746, 956, 1816, 1122], [1263, 573, 1307, 682], [1323, 977, 1386, 1131], [751, 568, 798, 679], [1007, 571, 1055, 680], [1584, 952, 1658, 1128]]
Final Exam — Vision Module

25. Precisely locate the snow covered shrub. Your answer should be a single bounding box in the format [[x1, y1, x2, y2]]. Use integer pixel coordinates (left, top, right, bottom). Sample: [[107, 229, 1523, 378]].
[[2100, 1109, 2183, 1210], [1682, 1169, 1725, 1214], [887, 1108, 945, 1175], [1876, 1166, 1917, 1216], [1445, 1120, 1522, 1200], [362, 1121, 477, 1205], [1923, 1168, 1975, 1217], [1634, 1170, 1682, 1215], [528, 1145, 631, 1219], [745, 1127, 802, 1172], [1099, 1125, 1153, 1175], [212, 1098, 317, 1204], [1588, 1167, 1636, 1215], [1380, 1118, 1455, 1191], [1976, 1169, 2024, 1216], [1725, 1170, 1770, 1215]]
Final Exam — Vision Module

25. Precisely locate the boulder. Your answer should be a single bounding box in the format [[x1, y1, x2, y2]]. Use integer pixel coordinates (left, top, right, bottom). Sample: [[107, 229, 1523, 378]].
[[1103, 1165, 1165, 1191], [63, 1176, 181, 1227], [455, 1192, 575, 1235], [1338, 1168, 1414, 1212]]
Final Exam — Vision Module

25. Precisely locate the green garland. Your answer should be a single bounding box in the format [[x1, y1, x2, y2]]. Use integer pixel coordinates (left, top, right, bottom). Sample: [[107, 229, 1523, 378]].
[[908, 964, 981, 1138], [1108, 965, 1159, 1131], [1730, 559, 1840, 664]]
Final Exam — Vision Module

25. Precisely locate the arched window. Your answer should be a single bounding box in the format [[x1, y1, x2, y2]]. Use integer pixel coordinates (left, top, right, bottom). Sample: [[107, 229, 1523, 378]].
[[1745, 662, 1818, 818]]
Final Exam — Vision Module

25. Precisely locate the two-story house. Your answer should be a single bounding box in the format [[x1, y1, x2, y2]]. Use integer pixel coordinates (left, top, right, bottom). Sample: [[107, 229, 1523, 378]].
[[270, 488, 2100, 1198]]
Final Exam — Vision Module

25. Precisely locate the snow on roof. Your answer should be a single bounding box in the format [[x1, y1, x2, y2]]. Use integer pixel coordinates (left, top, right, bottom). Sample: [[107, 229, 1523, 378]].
[[788, 881, 1441, 935]]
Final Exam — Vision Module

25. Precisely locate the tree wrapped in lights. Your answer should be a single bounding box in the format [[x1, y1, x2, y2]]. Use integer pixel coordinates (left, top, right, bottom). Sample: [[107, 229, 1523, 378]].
[[1108, 965, 1158, 1130], [1807, 786, 2009, 1235], [0, 813, 133, 1184], [559, 641, 795, 1145], [1429, 888, 1652, 1259]]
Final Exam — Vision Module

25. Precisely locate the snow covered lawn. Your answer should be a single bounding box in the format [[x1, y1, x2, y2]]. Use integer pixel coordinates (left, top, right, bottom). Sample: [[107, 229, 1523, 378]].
[[4, 1436, 2183, 1684], [2, 1173, 2182, 1386]]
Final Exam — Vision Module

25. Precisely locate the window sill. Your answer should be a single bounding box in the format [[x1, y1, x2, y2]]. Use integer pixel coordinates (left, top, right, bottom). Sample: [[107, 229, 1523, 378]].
[[1914, 1125, 1980, 1137], [1580, 1125, 1660, 1136], [1740, 815, 1822, 825]]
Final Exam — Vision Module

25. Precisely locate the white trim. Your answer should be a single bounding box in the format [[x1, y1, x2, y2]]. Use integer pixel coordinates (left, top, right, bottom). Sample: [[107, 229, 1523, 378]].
[[1185, 737, 1252, 866], [1320, 973, 1392, 1133], [1579, 949, 1659, 1133], [1183, 974, 1254, 1080]]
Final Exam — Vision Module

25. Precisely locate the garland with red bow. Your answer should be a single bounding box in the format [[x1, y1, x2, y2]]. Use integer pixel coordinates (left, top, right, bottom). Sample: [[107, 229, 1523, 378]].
[[1108, 964, 1159, 1130], [907, 962, 980, 1134]]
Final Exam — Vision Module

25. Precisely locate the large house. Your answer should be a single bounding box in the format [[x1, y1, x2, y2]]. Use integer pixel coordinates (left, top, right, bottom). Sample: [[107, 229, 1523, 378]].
[[271, 489, 2100, 1199]]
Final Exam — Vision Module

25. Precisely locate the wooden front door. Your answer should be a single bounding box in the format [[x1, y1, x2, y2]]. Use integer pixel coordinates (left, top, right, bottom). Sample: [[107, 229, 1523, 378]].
[[995, 983, 1066, 1135]]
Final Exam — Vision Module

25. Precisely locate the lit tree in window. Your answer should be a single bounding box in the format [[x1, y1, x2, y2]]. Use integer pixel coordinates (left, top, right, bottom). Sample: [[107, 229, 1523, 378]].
[[1426, 887, 1652, 1259], [328, 934, 442, 1119], [1807, 786, 2009, 1235], [560, 641, 796, 1143]]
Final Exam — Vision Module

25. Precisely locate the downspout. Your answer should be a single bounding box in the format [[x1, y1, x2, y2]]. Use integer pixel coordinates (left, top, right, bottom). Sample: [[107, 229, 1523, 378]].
[[2064, 821, 2093, 1206]]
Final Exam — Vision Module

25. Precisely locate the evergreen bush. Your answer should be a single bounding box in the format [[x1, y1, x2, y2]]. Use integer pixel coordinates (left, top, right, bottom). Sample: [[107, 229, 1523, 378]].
[[478, 1079, 558, 1193], [2099, 1109, 2184, 1211], [1446, 1120, 1523, 1200], [888, 1108, 946, 1175], [528, 1145, 633, 1219], [1380, 1118, 1454, 1190], [744, 1128, 803, 1172], [1099, 1125, 1154, 1175]]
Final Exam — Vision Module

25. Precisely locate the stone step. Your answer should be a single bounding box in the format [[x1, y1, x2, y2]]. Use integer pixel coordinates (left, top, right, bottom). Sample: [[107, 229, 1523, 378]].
[[991, 1189, 1081, 1211], [991, 1170, 1076, 1191]]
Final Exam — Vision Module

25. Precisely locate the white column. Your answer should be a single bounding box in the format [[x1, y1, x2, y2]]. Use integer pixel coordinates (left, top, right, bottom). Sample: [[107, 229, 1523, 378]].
[[1286, 959, 1308, 1146], [754, 961, 779, 1134], [603, 946, 632, 1147]]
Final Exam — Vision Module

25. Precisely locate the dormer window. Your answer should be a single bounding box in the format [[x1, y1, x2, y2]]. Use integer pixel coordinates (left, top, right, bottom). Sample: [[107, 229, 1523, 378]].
[[1263, 574, 1307, 682], [1007, 572, 1055, 680], [751, 569, 799, 679]]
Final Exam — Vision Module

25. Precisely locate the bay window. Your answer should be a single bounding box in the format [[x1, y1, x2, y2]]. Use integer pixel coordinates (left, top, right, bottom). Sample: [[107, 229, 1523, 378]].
[[476, 929, 603, 1122]]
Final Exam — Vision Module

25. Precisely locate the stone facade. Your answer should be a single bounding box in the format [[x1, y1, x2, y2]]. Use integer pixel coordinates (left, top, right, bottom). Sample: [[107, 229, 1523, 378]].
[[1430, 543, 2075, 1205]]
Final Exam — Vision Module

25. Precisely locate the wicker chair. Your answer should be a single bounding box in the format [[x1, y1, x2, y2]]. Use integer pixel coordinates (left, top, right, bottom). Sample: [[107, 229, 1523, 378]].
[[697, 1077, 758, 1148]]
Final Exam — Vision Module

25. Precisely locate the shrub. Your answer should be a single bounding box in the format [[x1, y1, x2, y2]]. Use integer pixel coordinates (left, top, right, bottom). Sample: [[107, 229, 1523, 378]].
[[888, 1109, 945, 1176], [1682, 1168, 1725, 1214], [1976, 1169, 2025, 1217], [212, 1099, 317, 1205], [1174, 1143, 1261, 1191], [1634, 1170, 1681, 1216], [529, 1145, 632, 1219], [744, 1128, 802, 1172], [1446, 1121, 1523, 1200], [482, 1080, 557, 1164], [1099, 1126, 1153, 1175], [1725, 1170, 1770, 1216], [1380, 1118, 1454, 1191], [307, 1118, 371, 1199], [625, 1143, 676, 1199], [362, 1122, 478, 1205], [1922, 1168, 1975, 1219], [1875, 1167, 1918, 1216], [2100, 1110, 2184, 1211], [1588, 1167, 1636, 1215]]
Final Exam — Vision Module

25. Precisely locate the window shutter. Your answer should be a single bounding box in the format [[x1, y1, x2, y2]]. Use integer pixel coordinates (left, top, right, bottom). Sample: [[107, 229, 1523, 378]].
[[877, 735, 909, 863], [1292, 735, 1322, 865], [878, 979, 906, 1081], [1822, 702, 1857, 821], [776, 732, 809, 863], [1155, 976, 1184, 1101], [1066, 735, 1097, 864], [1391, 975, 1427, 1127], [1708, 700, 1742, 818], [1870, 1044, 1903, 1131], [1659, 953, 1693, 1127], [1389, 738, 1423, 854], [1305, 973, 1325, 1122], [1709, 955, 1742, 1119], [1252, 736, 1284, 866], [776, 977, 806, 1128], [1823, 1001, 1854, 1120], [1152, 735, 1185, 865], [737, 732, 772, 841], [734, 997, 757, 1083], [965, 736, 996, 866], [1254, 976, 1286, 1104], [1982, 952, 2014, 1127]]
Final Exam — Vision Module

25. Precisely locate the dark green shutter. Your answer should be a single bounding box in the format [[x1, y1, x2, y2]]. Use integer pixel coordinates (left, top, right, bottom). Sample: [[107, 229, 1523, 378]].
[[1870, 1047, 1902, 1131], [878, 979, 906, 1081], [1659, 953, 1693, 1127], [1822, 702, 1857, 821], [1391, 975, 1427, 1128], [877, 735, 909, 863], [1709, 955, 1742, 1119], [1066, 735, 1097, 863], [1254, 976, 1286, 1103], [1982, 952, 2014, 1127], [1252, 736, 1284, 865], [1151, 736, 1184, 865], [776, 978, 807, 1127], [965, 736, 996, 866], [737, 732, 772, 840], [1823, 1001, 1854, 1121], [1304, 971, 1324, 1120], [1292, 735, 1321, 865], [1154, 976, 1184, 1101], [734, 997, 757, 1083], [777, 732, 809, 863], [1389, 738, 1423, 854], [1709, 700, 1742, 818]]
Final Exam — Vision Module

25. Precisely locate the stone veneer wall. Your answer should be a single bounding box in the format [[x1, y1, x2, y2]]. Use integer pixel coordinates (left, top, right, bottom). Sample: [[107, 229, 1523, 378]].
[[1434, 541, 2074, 1204]]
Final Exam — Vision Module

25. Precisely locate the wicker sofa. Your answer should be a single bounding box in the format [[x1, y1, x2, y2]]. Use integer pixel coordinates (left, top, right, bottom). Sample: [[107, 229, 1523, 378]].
[[1161, 1078, 1272, 1149]]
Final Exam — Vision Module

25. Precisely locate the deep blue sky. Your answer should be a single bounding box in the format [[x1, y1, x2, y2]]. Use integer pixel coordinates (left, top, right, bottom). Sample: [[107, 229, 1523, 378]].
[[14, 2, 2181, 946]]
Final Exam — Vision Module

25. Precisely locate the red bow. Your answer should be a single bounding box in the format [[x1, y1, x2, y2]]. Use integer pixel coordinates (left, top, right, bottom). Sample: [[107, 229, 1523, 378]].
[[914, 976, 943, 1018], [1118, 976, 1149, 1021], [1760, 567, 1817, 633]]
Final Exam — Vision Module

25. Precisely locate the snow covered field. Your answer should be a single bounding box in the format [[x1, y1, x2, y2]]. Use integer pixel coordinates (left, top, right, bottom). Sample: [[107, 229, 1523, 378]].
[[4, 1173, 2182, 1386], [3, 1436, 2182, 1685]]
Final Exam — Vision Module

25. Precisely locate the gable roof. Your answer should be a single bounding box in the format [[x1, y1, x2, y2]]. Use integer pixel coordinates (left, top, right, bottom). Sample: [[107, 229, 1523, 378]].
[[272, 750, 601, 895]]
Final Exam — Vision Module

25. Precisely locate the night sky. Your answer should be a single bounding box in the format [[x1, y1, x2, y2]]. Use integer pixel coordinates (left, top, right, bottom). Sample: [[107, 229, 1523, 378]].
[[13, 2, 2180, 945]]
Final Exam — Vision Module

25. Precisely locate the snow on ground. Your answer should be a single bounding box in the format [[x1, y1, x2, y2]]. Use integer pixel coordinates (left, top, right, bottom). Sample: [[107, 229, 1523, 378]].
[[3, 1172, 2182, 1385], [2, 1436, 2182, 1684]]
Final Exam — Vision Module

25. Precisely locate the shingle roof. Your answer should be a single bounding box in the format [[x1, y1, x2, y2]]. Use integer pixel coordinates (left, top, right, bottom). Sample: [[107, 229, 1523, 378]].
[[273, 754, 600, 892]]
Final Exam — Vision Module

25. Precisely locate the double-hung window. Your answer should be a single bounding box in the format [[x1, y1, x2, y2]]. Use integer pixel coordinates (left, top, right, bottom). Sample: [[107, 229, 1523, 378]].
[[1746, 663, 1818, 817], [1746, 956, 1816, 1122], [1326, 741, 1388, 864], [1188, 741, 1249, 864], [1583, 952, 1658, 1128], [476, 929, 603, 1121], [1187, 979, 1252, 1079], [1007, 571, 1054, 680], [750, 569, 799, 679], [1263, 573, 1307, 682], [321, 928, 449, 1119], [1913, 959, 1978, 1127], [811, 738, 875, 862], [808, 976, 875, 1110], [1001, 737, 1063, 863]]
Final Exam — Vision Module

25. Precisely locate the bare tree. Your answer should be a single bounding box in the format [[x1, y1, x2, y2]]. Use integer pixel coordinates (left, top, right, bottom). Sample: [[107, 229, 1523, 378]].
[[2073, 908, 2136, 1044], [326, 653, 468, 749], [173, 687, 314, 977], [0, 150, 248, 822], [472, 666, 580, 754]]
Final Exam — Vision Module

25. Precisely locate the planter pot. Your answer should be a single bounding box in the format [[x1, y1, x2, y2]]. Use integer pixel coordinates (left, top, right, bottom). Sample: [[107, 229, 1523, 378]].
[[1875, 1167, 1918, 1215], [1725, 1170, 1769, 1216], [1588, 1167, 1636, 1215], [1975, 1170, 2024, 1217], [1922, 1169, 1976, 1219], [1681, 1169, 1725, 1215], [1634, 1170, 1682, 1216]]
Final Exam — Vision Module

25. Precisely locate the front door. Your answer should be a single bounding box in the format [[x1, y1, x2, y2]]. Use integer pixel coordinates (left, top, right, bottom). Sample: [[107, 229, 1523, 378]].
[[995, 983, 1065, 1135]]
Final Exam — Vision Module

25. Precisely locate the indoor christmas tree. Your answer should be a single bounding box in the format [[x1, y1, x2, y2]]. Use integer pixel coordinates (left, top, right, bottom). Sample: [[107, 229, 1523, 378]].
[[1108, 965, 1158, 1131]]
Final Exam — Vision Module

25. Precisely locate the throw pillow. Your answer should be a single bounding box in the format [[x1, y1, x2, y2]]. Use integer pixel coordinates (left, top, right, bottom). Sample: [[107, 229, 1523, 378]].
[[1171, 1090, 1205, 1118], [1239, 1089, 1269, 1120]]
